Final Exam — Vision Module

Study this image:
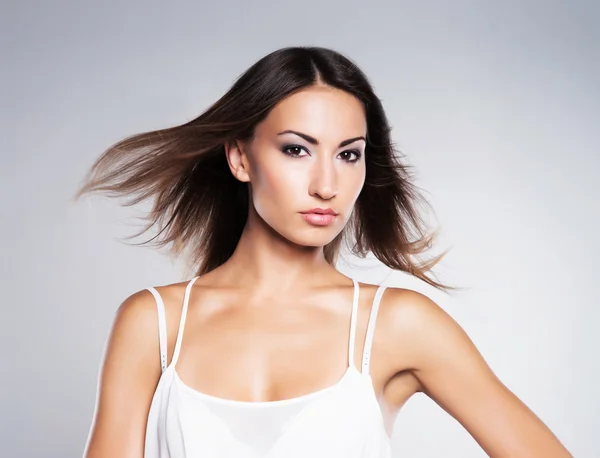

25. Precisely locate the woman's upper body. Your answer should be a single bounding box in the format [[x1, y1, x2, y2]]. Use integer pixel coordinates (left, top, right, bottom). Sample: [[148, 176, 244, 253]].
[[84, 266, 570, 458], [79, 46, 572, 457]]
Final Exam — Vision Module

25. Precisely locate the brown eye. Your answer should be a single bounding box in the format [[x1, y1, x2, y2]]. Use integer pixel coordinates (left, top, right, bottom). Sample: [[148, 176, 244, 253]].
[[282, 145, 309, 158], [339, 150, 361, 163]]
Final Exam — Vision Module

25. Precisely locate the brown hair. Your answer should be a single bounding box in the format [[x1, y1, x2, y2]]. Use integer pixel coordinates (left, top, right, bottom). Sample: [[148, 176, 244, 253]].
[[74, 46, 454, 291]]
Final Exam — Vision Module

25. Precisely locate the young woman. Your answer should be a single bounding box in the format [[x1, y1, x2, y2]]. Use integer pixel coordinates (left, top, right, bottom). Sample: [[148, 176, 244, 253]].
[[79, 47, 571, 457]]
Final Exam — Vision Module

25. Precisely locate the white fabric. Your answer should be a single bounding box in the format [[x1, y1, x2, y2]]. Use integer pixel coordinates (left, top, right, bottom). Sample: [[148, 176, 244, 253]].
[[147, 287, 168, 371], [144, 277, 391, 457]]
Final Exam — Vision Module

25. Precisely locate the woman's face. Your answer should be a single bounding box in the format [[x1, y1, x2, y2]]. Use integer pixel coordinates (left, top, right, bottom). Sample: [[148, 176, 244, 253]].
[[228, 84, 367, 248]]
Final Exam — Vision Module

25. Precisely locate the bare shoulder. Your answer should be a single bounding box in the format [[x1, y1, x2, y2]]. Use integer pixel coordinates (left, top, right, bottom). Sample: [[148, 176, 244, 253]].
[[376, 287, 470, 372], [100, 287, 169, 384], [114, 288, 161, 324], [100, 279, 194, 388], [84, 285, 180, 457], [101, 278, 199, 379], [108, 288, 162, 354], [111, 280, 186, 338], [377, 286, 451, 335]]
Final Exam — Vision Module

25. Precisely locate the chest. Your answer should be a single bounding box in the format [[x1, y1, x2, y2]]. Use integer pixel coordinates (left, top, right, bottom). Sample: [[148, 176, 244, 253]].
[[176, 303, 355, 403]]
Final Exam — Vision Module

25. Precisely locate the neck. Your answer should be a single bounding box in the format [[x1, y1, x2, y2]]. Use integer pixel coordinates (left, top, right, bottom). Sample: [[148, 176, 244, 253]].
[[215, 210, 339, 293]]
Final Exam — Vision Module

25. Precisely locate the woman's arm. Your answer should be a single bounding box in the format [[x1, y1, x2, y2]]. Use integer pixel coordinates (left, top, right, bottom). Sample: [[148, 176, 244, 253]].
[[385, 288, 572, 457], [84, 290, 162, 458]]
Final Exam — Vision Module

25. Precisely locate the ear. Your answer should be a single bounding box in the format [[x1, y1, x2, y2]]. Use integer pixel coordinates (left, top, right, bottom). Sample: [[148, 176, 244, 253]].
[[224, 140, 251, 183]]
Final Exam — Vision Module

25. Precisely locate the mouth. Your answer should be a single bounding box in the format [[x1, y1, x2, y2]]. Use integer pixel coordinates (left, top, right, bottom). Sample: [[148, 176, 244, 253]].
[[299, 208, 338, 226], [301, 208, 338, 216]]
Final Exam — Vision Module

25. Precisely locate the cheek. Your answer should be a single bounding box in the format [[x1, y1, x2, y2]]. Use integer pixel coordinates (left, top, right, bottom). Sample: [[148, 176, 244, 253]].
[[251, 160, 306, 211], [340, 166, 366, 206]]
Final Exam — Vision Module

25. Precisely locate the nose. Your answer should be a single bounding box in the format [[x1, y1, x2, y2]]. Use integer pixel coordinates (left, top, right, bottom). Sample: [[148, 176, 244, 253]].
[[308, 157, 338, 200]]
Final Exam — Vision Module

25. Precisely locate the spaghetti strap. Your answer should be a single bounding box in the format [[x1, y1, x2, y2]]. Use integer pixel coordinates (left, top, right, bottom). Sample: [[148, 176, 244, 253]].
[[147, 287, 168, 372], [170, 276, 201, 367], [362, 285, 387, 376], [347, 279, 360, 369]]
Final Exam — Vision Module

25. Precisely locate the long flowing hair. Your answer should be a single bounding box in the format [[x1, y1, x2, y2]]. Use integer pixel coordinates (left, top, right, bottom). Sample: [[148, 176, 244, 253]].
[[75, 46, 454, 291]]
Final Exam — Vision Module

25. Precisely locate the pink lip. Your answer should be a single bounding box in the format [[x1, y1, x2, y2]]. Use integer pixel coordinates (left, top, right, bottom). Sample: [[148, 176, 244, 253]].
[[301, 208, 338, 215], [300, 210, 338, 226]]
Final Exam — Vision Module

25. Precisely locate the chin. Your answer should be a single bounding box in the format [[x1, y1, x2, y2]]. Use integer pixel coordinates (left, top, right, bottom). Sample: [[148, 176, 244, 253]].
[[282, 228, 342, 249]]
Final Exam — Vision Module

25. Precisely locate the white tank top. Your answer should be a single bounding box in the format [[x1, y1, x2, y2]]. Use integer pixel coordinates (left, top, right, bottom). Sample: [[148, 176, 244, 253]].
[[144, 277, 392, 457]]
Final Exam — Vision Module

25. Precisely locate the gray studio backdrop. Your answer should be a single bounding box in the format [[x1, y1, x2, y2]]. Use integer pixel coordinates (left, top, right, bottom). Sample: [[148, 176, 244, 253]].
[[2, 1, 598, 457]]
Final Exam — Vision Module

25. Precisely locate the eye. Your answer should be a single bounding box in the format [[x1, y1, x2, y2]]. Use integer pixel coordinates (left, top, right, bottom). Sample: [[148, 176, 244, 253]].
[[338, 150, 362, 163], [281, 144, 310, 158]]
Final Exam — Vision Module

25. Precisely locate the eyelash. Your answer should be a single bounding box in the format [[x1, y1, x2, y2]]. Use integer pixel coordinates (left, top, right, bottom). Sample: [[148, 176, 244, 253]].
[[281, 144, 362, 163]]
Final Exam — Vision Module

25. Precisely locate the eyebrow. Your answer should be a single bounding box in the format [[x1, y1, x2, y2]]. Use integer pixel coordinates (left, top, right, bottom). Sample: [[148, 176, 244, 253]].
[[277, 130, 366, 148]]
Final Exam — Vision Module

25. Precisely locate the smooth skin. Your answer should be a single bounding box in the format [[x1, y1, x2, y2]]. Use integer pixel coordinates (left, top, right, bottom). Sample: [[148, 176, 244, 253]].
[[84, 84, 572, 457]]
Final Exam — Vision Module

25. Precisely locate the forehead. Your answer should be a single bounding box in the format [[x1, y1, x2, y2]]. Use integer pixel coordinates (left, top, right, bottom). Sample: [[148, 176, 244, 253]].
[[256, 85, 367, 140]]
